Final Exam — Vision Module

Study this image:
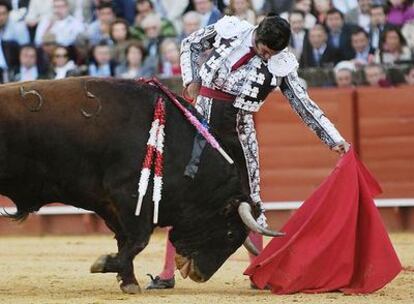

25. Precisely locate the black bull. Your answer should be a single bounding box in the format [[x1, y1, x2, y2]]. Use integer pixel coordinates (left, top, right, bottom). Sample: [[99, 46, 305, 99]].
[[0, 77, 276, 293]]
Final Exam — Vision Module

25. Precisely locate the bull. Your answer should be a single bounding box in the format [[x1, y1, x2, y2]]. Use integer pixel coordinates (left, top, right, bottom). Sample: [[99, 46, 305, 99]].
[[1, 77, 278, 293]]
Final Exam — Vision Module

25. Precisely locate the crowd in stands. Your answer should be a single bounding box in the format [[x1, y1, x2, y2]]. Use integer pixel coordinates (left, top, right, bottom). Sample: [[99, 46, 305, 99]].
[[0, 0, 413, 88]]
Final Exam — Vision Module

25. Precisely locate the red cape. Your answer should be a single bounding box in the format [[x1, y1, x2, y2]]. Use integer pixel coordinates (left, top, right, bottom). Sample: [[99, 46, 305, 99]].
[[244, 149, 402, 294]]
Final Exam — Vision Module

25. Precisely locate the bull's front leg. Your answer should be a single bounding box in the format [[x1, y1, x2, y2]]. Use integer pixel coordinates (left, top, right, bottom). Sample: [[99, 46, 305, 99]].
[[90, 236, 148, 294]]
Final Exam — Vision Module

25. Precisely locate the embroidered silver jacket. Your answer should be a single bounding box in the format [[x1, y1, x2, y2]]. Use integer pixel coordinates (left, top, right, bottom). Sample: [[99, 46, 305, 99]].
[[180, 16, 344, 148]]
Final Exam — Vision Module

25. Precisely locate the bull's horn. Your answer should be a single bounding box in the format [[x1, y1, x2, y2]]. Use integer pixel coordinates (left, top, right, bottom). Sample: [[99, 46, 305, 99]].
[[238, 202, 285, 237], [244, 237, 260, 256]]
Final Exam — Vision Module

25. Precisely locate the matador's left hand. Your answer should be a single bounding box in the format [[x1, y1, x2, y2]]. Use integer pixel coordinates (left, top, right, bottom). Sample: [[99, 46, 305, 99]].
[[332, 141, 351, 156]]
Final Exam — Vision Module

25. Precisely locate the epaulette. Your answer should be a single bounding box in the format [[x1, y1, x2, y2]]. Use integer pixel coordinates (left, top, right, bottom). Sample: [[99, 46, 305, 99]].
[[214, 16, 253, 39], [268, 49, 299, 77]]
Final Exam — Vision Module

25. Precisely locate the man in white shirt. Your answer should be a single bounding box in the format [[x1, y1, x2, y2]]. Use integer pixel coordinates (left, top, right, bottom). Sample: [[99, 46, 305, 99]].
[[34, 0, 85, 47], [289, 10, 307, 60]]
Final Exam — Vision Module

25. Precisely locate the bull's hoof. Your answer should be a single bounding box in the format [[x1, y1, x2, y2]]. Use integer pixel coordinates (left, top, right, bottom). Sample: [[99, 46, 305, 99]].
[[90, 253, 117, 273], [120, 283, 141, 294], [90, 255, 108, 273]]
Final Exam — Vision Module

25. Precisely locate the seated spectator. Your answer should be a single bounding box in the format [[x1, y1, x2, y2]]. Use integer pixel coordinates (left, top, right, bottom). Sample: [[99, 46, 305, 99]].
[[345, 0, 372, 32], [325, 8, 356, 60], [115, 41, 155, 78], [158, 38, 181, 78], [375, 26, 413, 64], [9, 44, 46, 81], [300, 24, 341, 68], [363, 63, 392, 86], [334, 61, 356, 88], [401, 20, 414, 51], [350, 27, 375, 67], [140, 13, 167, 59], [0, 0, 30, 45], [369, 4, 392, 50], [193, 0, 222, 27], [386, 0, 414, 27], [88, 40, 116, 77], [178, 11, 202, 41], [9, 44, 45, 82], [131, 0, 176, 41], [35, 0, 85, 47], [404, 65, 414, 85], [110, 18, 134, 63], [48, 45, 78, 79], [87, 1, 115, 46], [288, 10, 308, 60], [37, 33, 58, 73], [225, 0, 256, 24], [280, 0, 317, 30], [69, 0, 94, 23], [313, 0, 332, 24]]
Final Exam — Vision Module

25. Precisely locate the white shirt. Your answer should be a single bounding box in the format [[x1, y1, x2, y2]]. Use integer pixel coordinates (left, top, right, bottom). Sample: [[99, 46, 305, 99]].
[[35, 15, 85, 46]]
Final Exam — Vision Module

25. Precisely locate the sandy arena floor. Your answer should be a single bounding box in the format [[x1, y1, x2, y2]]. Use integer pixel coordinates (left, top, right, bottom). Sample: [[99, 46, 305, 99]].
[[0, 232, 413, 304]]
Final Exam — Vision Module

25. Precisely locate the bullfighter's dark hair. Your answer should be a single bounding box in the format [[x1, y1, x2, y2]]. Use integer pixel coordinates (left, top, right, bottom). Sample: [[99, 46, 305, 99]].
[[0, 0, 12, 11], [255, 14, 291, 52]]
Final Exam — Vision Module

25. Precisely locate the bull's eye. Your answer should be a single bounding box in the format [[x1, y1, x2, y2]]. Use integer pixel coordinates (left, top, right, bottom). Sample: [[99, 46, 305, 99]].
[[227, 231, 235, 241]]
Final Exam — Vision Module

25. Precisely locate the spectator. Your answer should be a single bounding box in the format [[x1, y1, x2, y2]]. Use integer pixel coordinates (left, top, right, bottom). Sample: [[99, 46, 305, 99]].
[[225, 0, 256, 24], [131, 0, 176, 41], [9, 44, 45, 82], [193, 0, 222, 27], [110, 18, 133, 63], [87, 1, 115, 46], [0, 0, 30, 45], [158, 38, 181, 77], [334, 65, 355, 88], [286, 0, 317, 29], [178, 11, 202, 41], [140, 13, 166, 59], [88, 40, 116, 77], [363, 63, 392, 86], [369, 4, 392, 50], [115, 41, 154, 78], [0, 36, 19, 83], [345, 0, 373, 32], [325, 8, 356, 60], [404, 65, 414, 85], [300, 24, 341, 68], [386, 0, 414, 26], [375, 26, 412, 64], [35, 0, 85, 47], [334, 71, 354, 88], [313, 0, 332, 24], [288, 10, 308, 60], [48, 45, 78, 79], [350, 27, 375, 66], [73, 33, 90, 66], [37, 33, 58, 73]]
